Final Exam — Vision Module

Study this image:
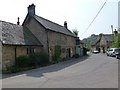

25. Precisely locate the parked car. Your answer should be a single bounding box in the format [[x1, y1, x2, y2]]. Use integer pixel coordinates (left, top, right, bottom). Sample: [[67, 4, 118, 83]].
[[115, 48, 120, 59], [106, 48, 117, 57], [92, 50, 99, 54]]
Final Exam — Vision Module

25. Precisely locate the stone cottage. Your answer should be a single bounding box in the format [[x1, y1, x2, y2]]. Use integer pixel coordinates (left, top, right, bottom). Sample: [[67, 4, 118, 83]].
[[91, 34, 114, 53], [0, 20, 43, 69], [23, 4, 77, 61], [1, 4, 80, 69], [100, 34, 114, 53]]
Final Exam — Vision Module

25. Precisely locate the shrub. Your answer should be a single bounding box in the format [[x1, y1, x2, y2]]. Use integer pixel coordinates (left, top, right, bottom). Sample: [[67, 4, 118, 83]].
[[3, 65, 21, 74], [73, 54, 80, 58], [39, 53, 49, 65], [16, 55, 30, 68], [3, 53, 49, 74], [52, 45, 61, 63], [16, 53, 49, 68], [31, 53, 49, 66]]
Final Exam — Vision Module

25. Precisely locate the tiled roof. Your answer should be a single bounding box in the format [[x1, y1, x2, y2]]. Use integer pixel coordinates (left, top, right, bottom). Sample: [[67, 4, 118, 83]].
[[103, 34, 114, 42], [91, 34, 114, 46], [34, 15, 76, 37], [1, 20, 42, 46]]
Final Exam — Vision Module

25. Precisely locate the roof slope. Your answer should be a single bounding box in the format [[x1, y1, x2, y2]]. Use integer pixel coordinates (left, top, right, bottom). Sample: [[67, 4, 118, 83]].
[[1, 20, 42, 46], [103, 34, 114, 42], [34, 15, 75, 37]]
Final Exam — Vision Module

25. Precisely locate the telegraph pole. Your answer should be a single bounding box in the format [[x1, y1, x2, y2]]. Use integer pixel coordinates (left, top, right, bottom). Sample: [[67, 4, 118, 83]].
[[111, 25, 114, 34]]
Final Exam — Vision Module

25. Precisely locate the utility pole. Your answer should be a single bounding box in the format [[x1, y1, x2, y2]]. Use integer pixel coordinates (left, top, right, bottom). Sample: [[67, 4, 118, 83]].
[[111, 25, 114, 34]]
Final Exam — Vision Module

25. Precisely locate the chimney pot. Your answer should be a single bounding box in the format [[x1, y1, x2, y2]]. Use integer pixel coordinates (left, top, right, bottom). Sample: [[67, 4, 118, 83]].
[[28, 4, 35, 16], [17, 17, 20, 25], [64, 21, 68, 29]]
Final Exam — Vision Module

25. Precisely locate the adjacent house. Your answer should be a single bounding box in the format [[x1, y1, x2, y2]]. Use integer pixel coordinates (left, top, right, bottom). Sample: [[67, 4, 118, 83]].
[[23, 4, 77, 61], [91, 36, 101, 52], [1, 21, 43, 69], [91, 34, 114, 53], [100, 34, 114, 53]]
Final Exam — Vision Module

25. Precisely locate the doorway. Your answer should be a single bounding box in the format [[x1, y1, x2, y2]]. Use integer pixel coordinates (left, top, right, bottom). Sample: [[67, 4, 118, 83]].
[[66, 48, 71, 58]]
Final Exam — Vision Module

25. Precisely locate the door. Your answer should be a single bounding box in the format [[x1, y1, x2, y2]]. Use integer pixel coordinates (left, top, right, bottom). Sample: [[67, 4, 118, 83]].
[[66, 48, 71, 58]]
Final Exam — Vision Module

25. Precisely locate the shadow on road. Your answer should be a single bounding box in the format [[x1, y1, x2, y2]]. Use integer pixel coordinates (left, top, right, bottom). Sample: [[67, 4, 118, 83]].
[[3, 55, 90, 79]]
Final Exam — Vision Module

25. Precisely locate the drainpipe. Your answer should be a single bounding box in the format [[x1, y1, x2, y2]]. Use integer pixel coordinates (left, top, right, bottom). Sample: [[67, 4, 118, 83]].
[[46, 30, 50, 62]]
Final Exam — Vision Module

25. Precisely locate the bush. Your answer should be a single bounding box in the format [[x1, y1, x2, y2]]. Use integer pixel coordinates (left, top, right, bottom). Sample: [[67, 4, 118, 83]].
[[3, 65, 21, 74], [40, 53, 49, 65], [3, 53, 49, 74], [73, 54, 80, 58], [16, 55, 30, 68], [52, 45, 61, 63], [16, 53, 49, 68]]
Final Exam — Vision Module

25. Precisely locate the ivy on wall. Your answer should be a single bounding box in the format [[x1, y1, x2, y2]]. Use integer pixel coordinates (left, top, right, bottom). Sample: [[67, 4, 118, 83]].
[[52, 45, 61, 63]]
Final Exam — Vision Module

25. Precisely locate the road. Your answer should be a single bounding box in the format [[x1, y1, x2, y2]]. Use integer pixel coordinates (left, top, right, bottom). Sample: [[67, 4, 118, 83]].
[[2, 53, 118, 88]]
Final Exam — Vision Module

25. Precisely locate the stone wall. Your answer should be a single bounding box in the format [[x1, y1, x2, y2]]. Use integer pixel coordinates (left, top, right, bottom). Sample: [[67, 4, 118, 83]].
[[2, 45, 15, 69], [100, 35, 107, 47], [25, 18, 48, 54], [2, 45, 43, 69], [24, 17, 76, 60], [48, 31, 76, 59]]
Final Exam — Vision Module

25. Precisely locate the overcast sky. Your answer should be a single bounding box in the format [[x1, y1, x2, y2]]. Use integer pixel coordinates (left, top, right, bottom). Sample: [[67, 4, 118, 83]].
[[0, 0, 118, 39]]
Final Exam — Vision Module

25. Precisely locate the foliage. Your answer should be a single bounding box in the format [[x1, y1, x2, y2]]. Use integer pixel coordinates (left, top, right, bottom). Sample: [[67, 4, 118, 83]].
[[16, 53, 49, 68], [3, 65, 21, 74], [73, 29, 79, 36], [16, 55, 30, 67], [3, 53, 49, 74], [52, 45, 61, 63], [99, 33, 103, 37], [112, 33, 120, 48], [29, 53, 49, 66], [82, 34, 98, 49], [72, 54, 80, 58]]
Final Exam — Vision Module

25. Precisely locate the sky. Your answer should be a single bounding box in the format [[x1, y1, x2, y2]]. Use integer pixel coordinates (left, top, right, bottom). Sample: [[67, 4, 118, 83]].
[[0, 0, 118, 39]]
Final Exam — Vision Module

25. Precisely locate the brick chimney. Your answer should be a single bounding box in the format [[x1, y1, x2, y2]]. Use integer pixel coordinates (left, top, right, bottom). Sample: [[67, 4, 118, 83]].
[[64, 21, 68, 29], [17, 17, 20, 25], [28, 4, 35, 16]]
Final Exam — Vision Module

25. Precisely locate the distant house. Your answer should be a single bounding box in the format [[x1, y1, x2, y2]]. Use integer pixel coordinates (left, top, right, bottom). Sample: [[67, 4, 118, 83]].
[[91, 34, 114, 53], [0, 21, 43, 69], [22, 4, 77, 61], [91, 36, 101, 52], [100, 34, 114, 53]]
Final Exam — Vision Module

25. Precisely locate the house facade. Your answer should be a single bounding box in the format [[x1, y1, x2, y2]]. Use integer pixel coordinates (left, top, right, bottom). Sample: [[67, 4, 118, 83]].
[[23, 4, 77, 61], [91, 36, 101, 52], [100, 34, 114, 53], [91, 34, 114, 53]]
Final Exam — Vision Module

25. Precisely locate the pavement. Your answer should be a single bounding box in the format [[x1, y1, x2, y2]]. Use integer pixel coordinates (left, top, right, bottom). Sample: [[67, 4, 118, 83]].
[[2, 53, 118, 88]]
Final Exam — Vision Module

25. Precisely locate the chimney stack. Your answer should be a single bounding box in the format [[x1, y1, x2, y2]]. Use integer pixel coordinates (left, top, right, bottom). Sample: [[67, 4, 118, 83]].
[[28, 4, 35, 16], [64, 21, 68, 29], [17, 17, 20, 25]]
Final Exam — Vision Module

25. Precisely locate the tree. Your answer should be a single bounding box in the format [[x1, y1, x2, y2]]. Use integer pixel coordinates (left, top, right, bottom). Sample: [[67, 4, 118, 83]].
[[99, 33, 103, 37], [112, 29, 120, 48], [73, 29, 79, 37]]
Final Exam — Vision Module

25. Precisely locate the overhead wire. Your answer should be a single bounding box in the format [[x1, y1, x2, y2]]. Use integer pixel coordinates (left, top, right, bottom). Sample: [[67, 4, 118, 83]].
[[80, 0, 108, 37]]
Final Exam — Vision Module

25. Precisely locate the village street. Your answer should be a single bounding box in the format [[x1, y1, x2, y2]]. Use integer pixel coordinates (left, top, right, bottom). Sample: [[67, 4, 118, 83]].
[[2, 53, 118, 88]]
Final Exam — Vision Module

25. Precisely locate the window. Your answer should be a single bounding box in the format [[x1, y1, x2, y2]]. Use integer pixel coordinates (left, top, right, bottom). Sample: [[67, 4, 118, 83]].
[[27, 47, 35, 54]]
